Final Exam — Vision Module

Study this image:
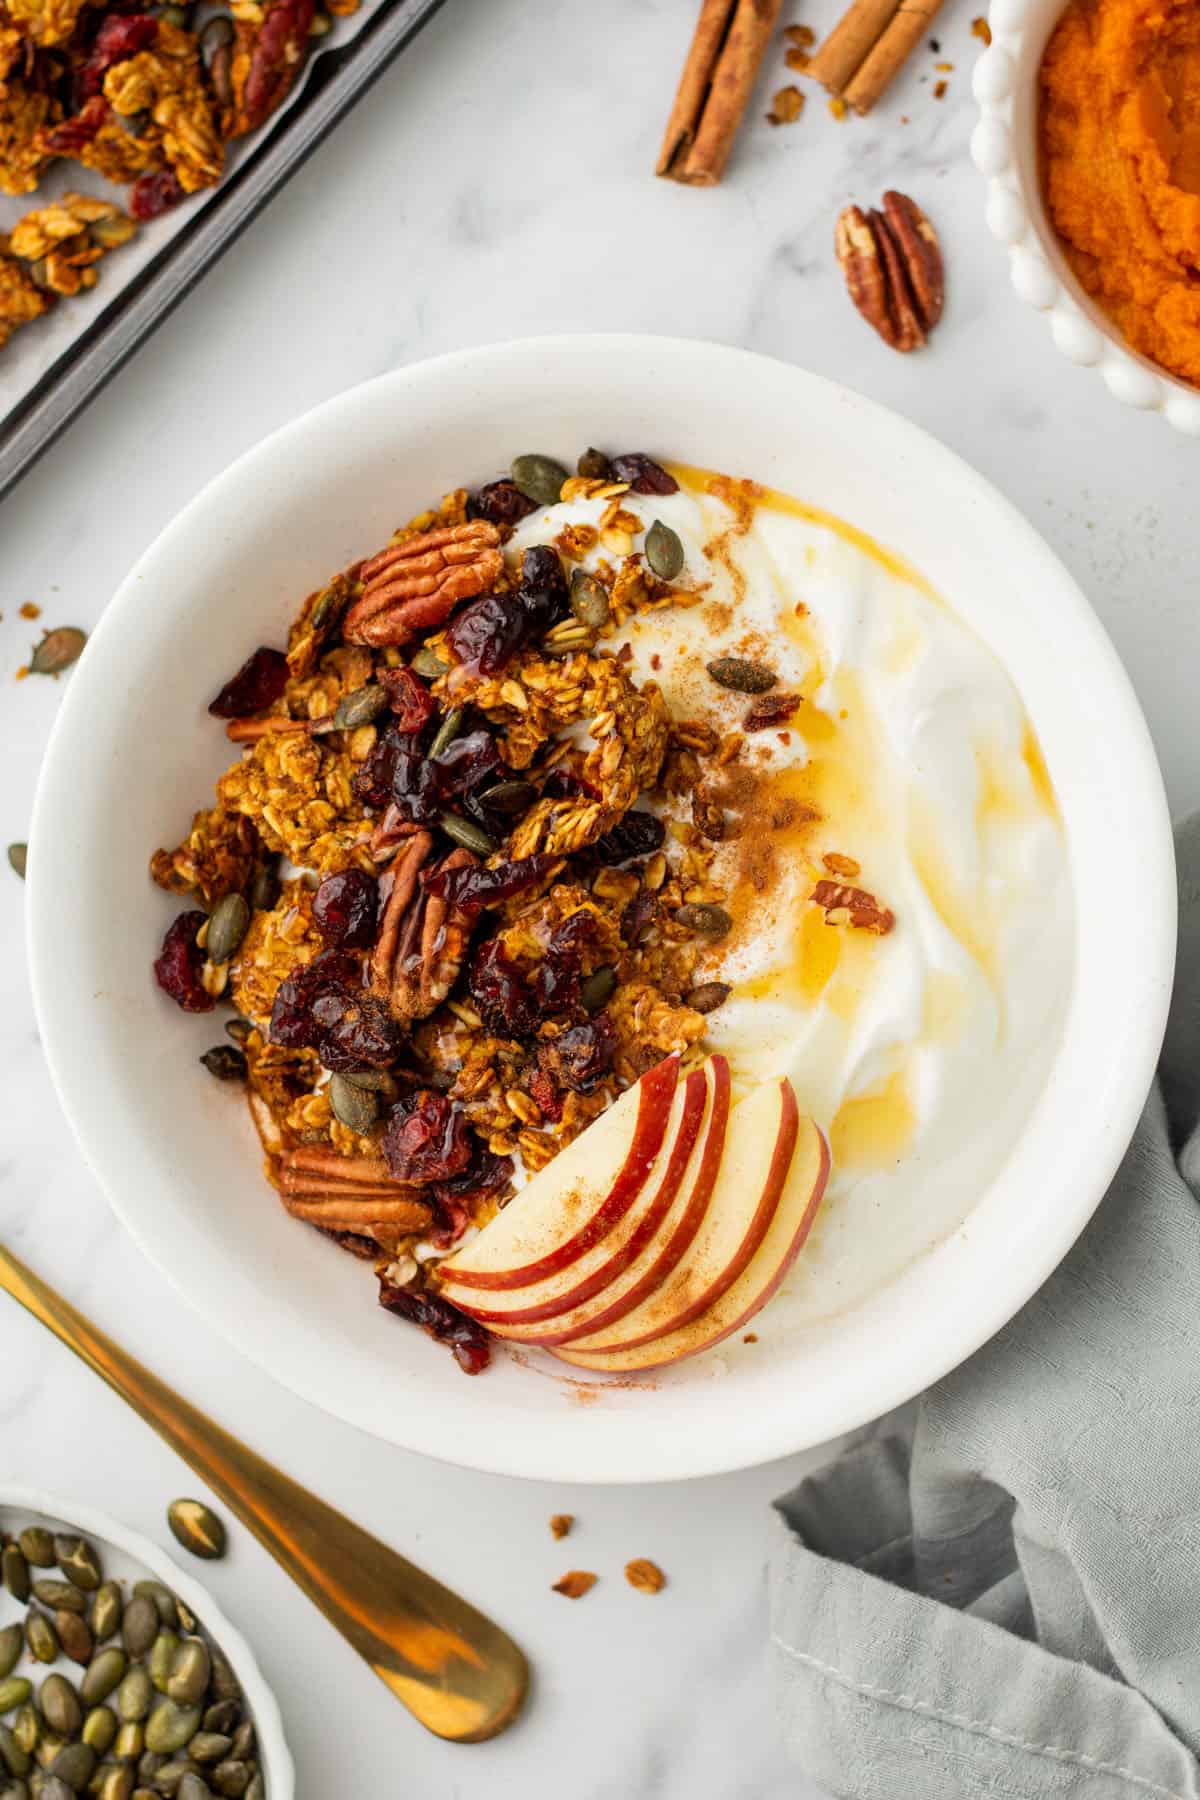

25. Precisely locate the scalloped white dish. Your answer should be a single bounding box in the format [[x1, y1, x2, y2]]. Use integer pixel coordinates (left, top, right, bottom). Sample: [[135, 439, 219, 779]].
[[972, 0, 1200, 433]]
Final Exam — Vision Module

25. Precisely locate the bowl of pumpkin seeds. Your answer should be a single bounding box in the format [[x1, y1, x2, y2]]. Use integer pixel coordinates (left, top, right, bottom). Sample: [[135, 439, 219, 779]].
[[0, 1490, 291, 1800]]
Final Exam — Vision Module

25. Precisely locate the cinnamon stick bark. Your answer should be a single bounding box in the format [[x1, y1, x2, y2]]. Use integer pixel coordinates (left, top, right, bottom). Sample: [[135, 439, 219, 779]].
[[804, 0, 900, 94], [843, 0, 946, 111], [657, 0, 785, 187]]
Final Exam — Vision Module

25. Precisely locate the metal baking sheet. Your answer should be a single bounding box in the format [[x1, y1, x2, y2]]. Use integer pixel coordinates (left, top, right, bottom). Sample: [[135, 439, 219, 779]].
[[0, 0, 446, 503]]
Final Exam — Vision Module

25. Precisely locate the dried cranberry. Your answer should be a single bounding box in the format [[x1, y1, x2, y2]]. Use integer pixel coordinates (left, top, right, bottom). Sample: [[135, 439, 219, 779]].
[[529, 1068, 564, 1124], [268, 949, 360, 1049], [432, 729, 500, 798], [468, 939, 538, 1038], [39, 96, 108, 156], [377, 1276, 491, 1375], [743, 692, 801, 732], [610, 453, 678, 495], [542, 765, 595, 801], [516, 544, 570, 638], [621, 888, 658, 946], [434, 1145, 514, 1210], [539, 1014, 617, 1093], [389, 749, 441, 825], [380, 664, 436, 734], [445, 591, 528, 677], [208, 646, 289, 718], [383, 1091, 472, 1183], [130, 168, 188, 221], [351, 724, 409, 809], [422, 851, 557, 913], [78, 12, 156, 98], [153, 911, 214, 1013], [310, 988, 401, 1071], [591, 809, 665, 865], [312, 869, 378, 949], [470, 480, 539, 530], [527, 912, 592, 1016]]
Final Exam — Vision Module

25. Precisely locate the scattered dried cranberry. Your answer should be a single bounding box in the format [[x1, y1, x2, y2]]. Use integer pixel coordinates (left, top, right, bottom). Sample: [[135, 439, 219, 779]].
[[539, 1014, 617, 1093], [268, 949, 360, 1049], [310, 988, 401, 1071], [516, 543, 570, 638], [468, 939, 539, 1038], [383, 1090, 472, 1184], [380, 664, 436, 734], [529, 1068, 564, 1124], [610, 454, 678, 495], [621, 888, 659, 946], [78, 13, 156, 98], [743, 693, 801, 732], [40, 96, 107, 156], [434, 1145, 514, 1211], [208, 646, 289, 718], [422, 851, 557, 914], [377, 1276, 491, 1375], [153, 911, 214, 1013], [445, 590, 528, 678], [469, 479, 539, 530], [591, 809, 665, 865], [312, 869, 378, 949], [130, 168, 188, 221], [432, 728, 500, 797]]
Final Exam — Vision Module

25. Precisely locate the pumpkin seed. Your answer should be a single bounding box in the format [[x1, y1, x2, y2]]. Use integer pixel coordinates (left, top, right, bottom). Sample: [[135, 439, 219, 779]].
[[2, 1548, 29, 1602], [146, 1636, 179, 1696], [337, 1068, 396, 1096], [206, 1652, 238, 1707], [158, 4, 187, 24], [328, 1075, 376, 1137], [644, 520, 683, 581], [80, 1650, 126, 1707], [117, 1667, 152, 1723], [580, 966, 616, 1013], [176, 1777, 212, 1800], [0, 1780, 27, 1800], [32, 1583, 83, 1616], [673, 903, 733, 939], [439, 812, 494, 857], [28, 629, 86, 678], [28, 258, 53, 291], [97, 1768, 134, 1800], [0, 1724, 29, 1777], [165, 1644, 209, 1707], [203, 896, 249, 967], [244, 1773, 262, 1800], [225, 1727, 251, 1766], [49, 1741, 94, 1790], [120, 1601, 158, 1662], [12, 1709, 39, 1755], [38, 1778, 73, 1800], [38, 1678, 80, 1738], [114, 1722, 144, 1760], [6, 845, 26, 881], [428, 707, 465, 760], [479, 780, 535, 816], [133, 1586, 178, 1631], [36, 1729, 67, 1768], [510, 454, 567, 507], [81, 1708, 116, 1755], [576, 447, 611, 480], [198, 14, 232, 60], [0, 1631, 21, 1681], [568, 569, 610, 630], [17, 1532, 53, 1569], [206, 39, 233, 106], [199, 1047, 246, 1083], [137, 1750, 164, 1780], [198, 1708, 236, 1743], [332, 684, 387, 731], [90, 1586, 122, 1644], [144, 1703, 201, 1757], [209, 1764, 249, 1798], [247, 863, 279, 914], [223, 1019, 253, 1049], [88, 215, 135, 251], [152, 1762, 201, 1795], [0, 1685, 29, 1722], [24, 1614, 57, 1664], [705, 655, 776, 694], [410, 648, 448, 679], [184, 1736, 229, 1766], [53, 1612, 91, 1667]]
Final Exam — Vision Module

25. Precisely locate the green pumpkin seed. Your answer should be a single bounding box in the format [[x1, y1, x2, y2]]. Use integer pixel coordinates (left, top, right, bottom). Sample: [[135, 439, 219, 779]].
[[146, 1636, 178, 1696], [428, 707, 466, 761], [33, 1582, 84, 1616], [183, 1738, 228, 1767], [88, 214, 135, 251], [24, 1614, 57, 1665], [243, 1776, 262, 1800], [158, 4, 187, 25], [0, 1726, 29, 1778], [81, 1709, 116, 1756], [198, 13, 232, 60], [133, 1587, 178, 1632], [0, 1630, 21, 1681], [38, 1777, 73, 1800], [38, 1677, 80, 1738], [2, 1548, 29, 1602], [510, 454, 568, 507], [197, 1710, 235, 1744], [410, 648, 448, 679], [209, 1764, 248, 1799], [28, 629, 86, 678], [12, 1709, 39, 1756], [674, 902, 733, 939], [164, 1644, 209, 1708], [114, 1722, 144, 1761], [18, 1532, 53, 1569], [224, 1728, 250, 1767], [328, 1075, 376, 1136], [117, 1668, 151, 1725], [35, 1730, 66, 1768], [576, 447, 611, 480], [137, 1751, 164, 1780], [222, 1019, 253, 1048], [568, 570, 610, 630], [144, 1703, 201, 1758], [644, 520, 684, 582], [205, 1653, 238, 1708], [0, 1779, 28, 1800], [203, 896, 249, 967], [175, 1776, 211, 1800], [6, 845, 26, 881], [332, 684, 388, 731], [120, 1602, 158, 1662], [705, 655, 776, 695], [90, 1587, 121, 1647], [337, 1069, 397, 1102], [53, 1612, 92, 1667], [96, 1768, 134, 1800], [247, 863, 280, 914], [166, 1505, 225, 1566], [440, 811, 494, 857], [198, 1048, 246, 1084], [80, 1651, 126, 1708], [48, 1742, 94, 1791], [580, 966, 616, 1013], [479, 779, 536, 816], [206, 38, 233, 107], [152, 1762, 200, 1796]]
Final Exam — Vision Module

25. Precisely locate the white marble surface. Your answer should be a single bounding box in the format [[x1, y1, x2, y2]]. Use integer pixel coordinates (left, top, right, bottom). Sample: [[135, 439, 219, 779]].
[[2, 0, 1198, 1795]]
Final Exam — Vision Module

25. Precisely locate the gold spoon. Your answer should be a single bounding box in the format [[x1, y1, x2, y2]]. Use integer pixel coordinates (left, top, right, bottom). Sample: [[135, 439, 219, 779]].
[[0, 1240, 528, 1743]]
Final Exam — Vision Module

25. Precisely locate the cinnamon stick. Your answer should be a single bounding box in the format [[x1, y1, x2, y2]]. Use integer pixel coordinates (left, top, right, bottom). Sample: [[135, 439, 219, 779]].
[[657, 0, 785, 187], [804, 0, 900, 94], [843, 0, 946, 112]]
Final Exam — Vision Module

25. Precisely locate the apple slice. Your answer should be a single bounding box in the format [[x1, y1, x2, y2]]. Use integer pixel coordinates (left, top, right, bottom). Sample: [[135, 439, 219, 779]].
[[556, 1080, 829, 1369], [439, 1054, 679, 1293], [445, 1063, 712, 1328]]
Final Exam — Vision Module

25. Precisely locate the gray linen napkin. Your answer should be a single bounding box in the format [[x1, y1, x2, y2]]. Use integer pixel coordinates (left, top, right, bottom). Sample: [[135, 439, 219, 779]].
[[770, 813, 1200, 1800]]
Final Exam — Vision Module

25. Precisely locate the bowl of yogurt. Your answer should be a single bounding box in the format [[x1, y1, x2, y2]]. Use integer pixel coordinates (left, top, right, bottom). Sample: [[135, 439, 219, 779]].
[[28, 335, 1175, 1482]]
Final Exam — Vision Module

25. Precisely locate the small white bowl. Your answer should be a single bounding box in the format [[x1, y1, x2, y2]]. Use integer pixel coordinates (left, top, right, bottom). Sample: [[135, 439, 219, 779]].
[[0, 1486, 292, 1794], [972, 0, 1200, 433]]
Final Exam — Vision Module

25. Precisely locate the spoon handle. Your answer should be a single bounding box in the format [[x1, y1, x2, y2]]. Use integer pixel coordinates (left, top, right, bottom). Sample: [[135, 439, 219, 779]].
[[0, 1240, 528, 1743]]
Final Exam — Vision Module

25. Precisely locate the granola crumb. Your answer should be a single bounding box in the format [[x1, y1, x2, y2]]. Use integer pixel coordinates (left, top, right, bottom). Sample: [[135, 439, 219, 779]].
[[822, 851, 861, 878], [767, 85, 805, 125], [743, 1332, 759, 1344], [625, 1558, 666, 1595], [933, 79, 948, 98], [18, 602, 40, 619], [550, 1513, 574, 1540], [971, 15, 991, 41], [935, 60, 954, 70], [783, 22, 815, 46], [15, 666, 29, 681], [552, 1570, 597, 1599], [829, 95, 848, 119]]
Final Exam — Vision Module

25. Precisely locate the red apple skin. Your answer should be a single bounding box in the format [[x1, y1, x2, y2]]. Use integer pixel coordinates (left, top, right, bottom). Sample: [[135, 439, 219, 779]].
[[440, 1055, 680, 1291], [503, 1055, 733, 1347], [455, 1066, 711, 1328], [566, 1077, 800, 1356], [558, 1120, 830, 1372]]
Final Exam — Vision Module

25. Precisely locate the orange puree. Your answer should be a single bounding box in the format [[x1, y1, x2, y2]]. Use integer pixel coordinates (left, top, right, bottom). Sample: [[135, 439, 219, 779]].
[[1039, 0, 1200, 386]]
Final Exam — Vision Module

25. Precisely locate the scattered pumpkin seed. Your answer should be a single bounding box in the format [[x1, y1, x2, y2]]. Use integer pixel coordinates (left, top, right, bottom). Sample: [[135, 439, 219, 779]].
[[511, 453, 568, 507], [89, 1585, 122, 1645], [576, 447, 611, 480], [53, 1612, 91, 1668], [580, 967, 616, 1013], [177, 1775, 212, 1800], [165, 1644, 210, 1709], [207, 1651, 238, 1706], [144, 1702, 202, 1757], [166, 1506, 225, 1567], [81, 1707, 116, 1755], [117, 1667, 152, 1724], [439, 812, 495, 857], [39, 1776, 73, 1800], [147, 1633, 180, 1694], [198, 14, 233, 61], [49, 1739, 94, 1789], [410, 647, 449, 679], [0, 1683, 31, 1717], [568, 569, 610, 630], [17, 1532, 53, 1569], [247, 863, 279, 914], [12, 1707, 39, 1755], [187, 1734, 230, 1765], [0, 1632, 20, 1682], [198, 1047, 246, 1083], [644, 520, 683, 581], [428, 706, 466, 760], [114, 1721, 144, 1761], [24, 1614, 57, 1664], [88, 214, 135, 251], [80, 1650, 126, 1707], [33, 1583, 84, 1617], [245, 1773, 263, 1800], [39, 1678, 81, 1739], [6, 845, 26, 881], [97, 1765, 135, 1800], [328, 1074, 377, 1136], [2, 1548, 29, 1602], [211, 1762, 250, 1797], [199, 1706, 236, 1741], [120, 1600, 158, 1662], [337, 1068, 397, 1096], [705, 655, 776, 694], [226, 1723, 252, 1764], [203, 895, 249, 967], [153, 1760, 201, 1795], [332, 684, 387, 731], [479, 779, 536, 816], [28, 628, 86, 678], [222, 1019, 253, 1048], [674, 903, 733, 938], [35, 1726, 66, 1767], [133, 1586, 179, 1631], [0, 1723, 29, 1777]]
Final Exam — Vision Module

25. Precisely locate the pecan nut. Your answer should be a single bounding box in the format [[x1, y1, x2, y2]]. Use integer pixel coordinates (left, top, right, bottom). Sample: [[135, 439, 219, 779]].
[[371, 834, 477, 1021], [811, 878, 895, 935], [835, 191, 944, 353], [343, 520, 503, 648], [277, 1146, 432, 1233]]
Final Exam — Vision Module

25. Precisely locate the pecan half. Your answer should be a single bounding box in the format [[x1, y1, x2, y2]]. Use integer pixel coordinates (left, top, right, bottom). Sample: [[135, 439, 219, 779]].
[[278, 1146, 432, 1233], [835, 192, 944, 353], [343, 521, 503, 648], [811, 878, 895, 935], [372, 835, 477, 1021]]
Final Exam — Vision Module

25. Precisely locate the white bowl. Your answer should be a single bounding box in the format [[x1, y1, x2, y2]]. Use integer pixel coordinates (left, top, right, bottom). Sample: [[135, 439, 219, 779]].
[[972, 0, 1200, 433], [0, 1486, 292, 1794], [28, 335, 1175, 1484]]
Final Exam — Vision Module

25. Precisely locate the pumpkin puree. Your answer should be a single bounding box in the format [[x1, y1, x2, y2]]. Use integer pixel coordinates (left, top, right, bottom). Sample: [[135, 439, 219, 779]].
[[1040, 0, 1200, 386]]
